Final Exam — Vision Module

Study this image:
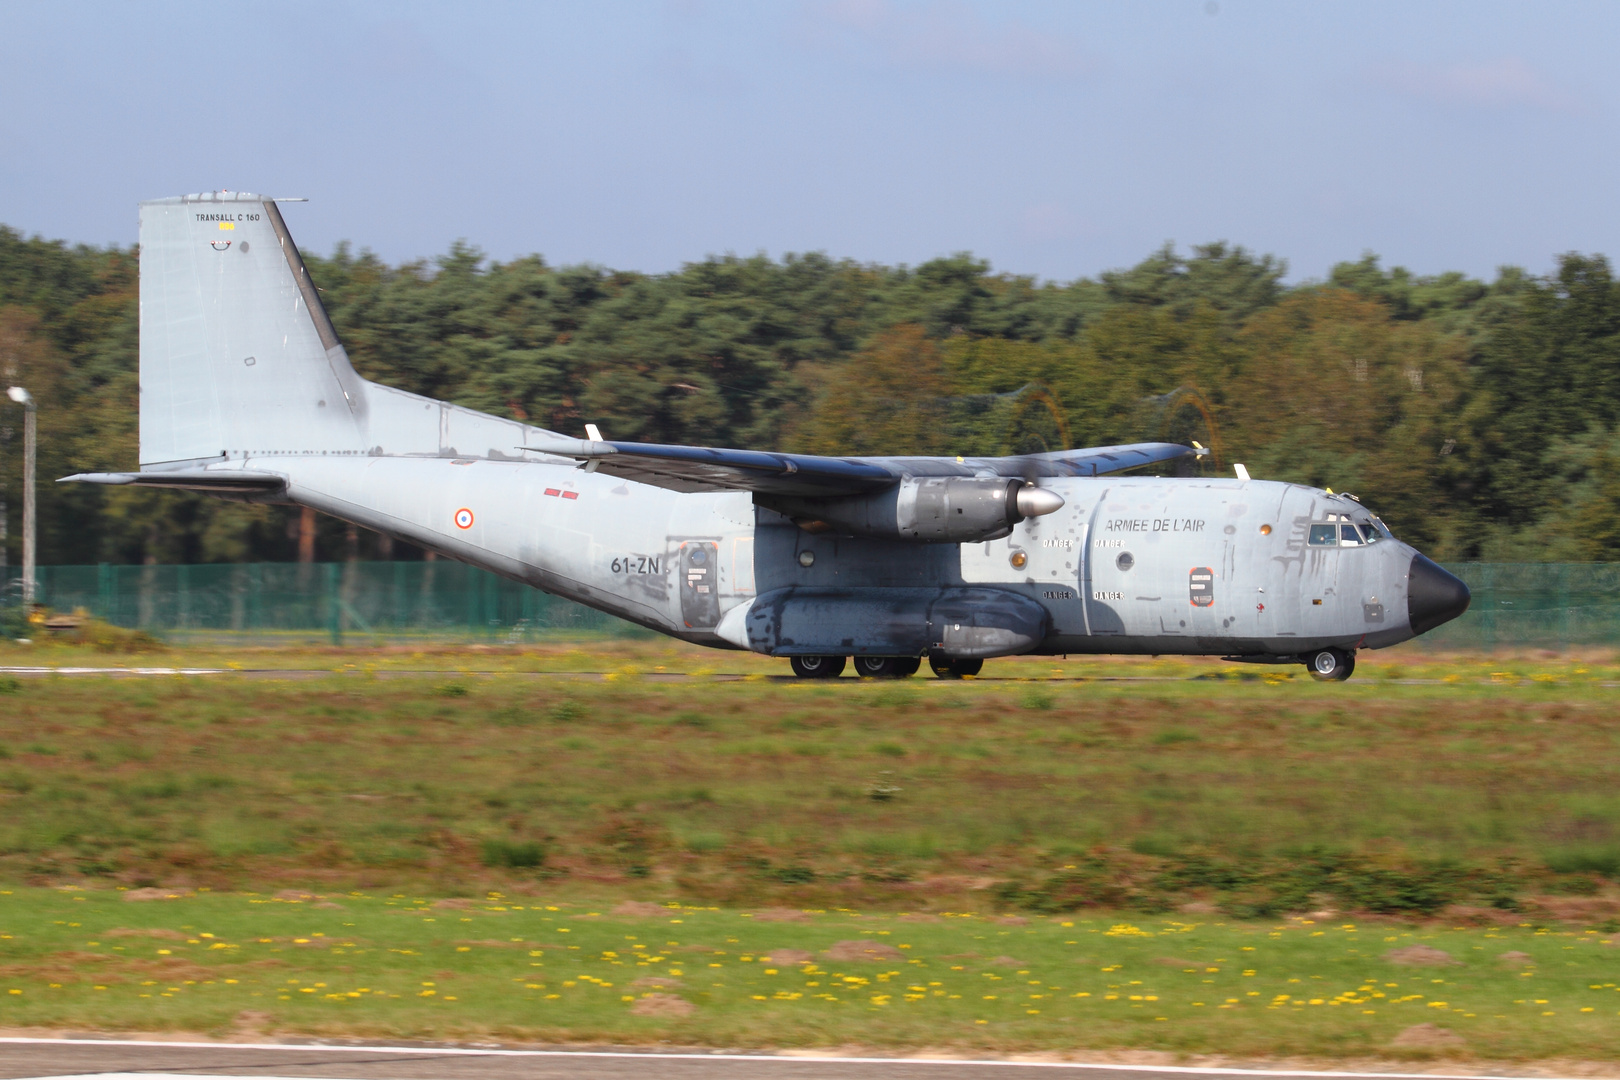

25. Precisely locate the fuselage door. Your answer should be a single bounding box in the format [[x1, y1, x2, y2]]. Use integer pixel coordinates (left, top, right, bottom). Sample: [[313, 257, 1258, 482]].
[[679, 541, 721, 629]]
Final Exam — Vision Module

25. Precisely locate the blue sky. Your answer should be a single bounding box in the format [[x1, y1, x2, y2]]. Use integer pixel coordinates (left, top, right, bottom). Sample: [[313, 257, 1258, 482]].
[[2, 0, 1616, 282]]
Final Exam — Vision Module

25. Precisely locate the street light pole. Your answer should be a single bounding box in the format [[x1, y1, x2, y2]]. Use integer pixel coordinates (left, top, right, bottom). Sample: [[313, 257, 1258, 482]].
[[5, 387, 34, 606]]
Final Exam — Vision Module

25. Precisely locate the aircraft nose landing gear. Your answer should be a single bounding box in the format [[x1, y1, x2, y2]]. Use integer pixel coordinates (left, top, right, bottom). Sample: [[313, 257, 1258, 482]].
[[1304, 648, 1356, 682]]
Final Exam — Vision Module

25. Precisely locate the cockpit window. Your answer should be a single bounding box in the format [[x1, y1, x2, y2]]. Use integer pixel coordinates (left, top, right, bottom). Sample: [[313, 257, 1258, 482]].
[[1308, 516, 1383, 547]]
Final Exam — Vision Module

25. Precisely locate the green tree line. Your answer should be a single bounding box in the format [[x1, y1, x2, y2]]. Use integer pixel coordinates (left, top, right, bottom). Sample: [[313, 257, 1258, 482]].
[[3, 225, 1619, 565]]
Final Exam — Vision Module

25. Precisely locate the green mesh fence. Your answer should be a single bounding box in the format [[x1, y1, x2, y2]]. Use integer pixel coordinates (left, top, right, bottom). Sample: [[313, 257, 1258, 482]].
[[1416, 563, 1620, 651], [4, 561, 650, 644], [4, 561, 1620, 648]]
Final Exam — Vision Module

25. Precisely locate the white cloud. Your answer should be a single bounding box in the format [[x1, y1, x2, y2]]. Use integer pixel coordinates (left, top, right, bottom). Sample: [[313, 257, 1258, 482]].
[[1375, 57, 1580, 112], [801, 0, 1099, 81]]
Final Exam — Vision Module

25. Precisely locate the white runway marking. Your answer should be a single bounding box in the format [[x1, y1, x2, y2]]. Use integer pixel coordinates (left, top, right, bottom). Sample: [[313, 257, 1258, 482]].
[[0, 1038, 1569, 1080], [0, 666, 230, 675]]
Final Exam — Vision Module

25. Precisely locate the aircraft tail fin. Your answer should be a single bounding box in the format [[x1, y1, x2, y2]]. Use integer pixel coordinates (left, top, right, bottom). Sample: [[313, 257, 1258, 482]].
[[137, 192, 381, 466], [138, 191, 585, 469]]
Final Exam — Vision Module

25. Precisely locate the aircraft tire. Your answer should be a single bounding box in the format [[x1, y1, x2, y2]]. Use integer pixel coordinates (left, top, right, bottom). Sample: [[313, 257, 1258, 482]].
[[929, 655, 984, 678], [790, 655, 846, 679], [892, 656, 921, 677], [1305, 648, 1355, 682], [853, 656, 900, 678]]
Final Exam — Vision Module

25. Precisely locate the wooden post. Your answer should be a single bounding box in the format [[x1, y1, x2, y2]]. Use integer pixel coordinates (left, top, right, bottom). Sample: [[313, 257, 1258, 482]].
[[298, 506, 317, 563]]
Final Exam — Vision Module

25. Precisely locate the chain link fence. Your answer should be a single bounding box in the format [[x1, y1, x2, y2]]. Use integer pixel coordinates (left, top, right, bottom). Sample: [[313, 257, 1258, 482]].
[[1418, 563, 1620, 651], [4, 561, 1620, 648], [2, 561, 650, 644]]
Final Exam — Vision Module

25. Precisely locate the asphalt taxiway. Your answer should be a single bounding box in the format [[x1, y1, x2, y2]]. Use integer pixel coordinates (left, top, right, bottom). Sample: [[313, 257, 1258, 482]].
[[0, 1038, 1562, 1080]]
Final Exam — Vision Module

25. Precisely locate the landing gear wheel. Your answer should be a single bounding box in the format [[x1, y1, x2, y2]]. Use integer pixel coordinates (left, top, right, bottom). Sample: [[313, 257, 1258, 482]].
[[929, 655, 984, 679], [891, 656, 921, 677], [1305, 648, 1355, 682], [790, 655, 846, 679], [854, 656, 900, 678]]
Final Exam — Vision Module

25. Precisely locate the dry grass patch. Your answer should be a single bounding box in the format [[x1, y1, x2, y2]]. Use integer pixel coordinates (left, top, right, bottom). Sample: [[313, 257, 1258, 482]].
[[1384, 944, 1459, 966], [629, 992, 695, 1017], [824, 939, 904, 962], [1389, 1023, 1469, 1052]]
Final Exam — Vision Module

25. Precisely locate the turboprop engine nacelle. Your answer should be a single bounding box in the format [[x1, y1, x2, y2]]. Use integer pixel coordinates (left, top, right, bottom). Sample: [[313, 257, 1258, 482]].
[[759, 477, 1064, 543]]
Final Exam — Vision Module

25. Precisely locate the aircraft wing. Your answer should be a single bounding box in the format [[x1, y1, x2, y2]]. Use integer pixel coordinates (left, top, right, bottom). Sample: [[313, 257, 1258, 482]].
[[61, 470, 288, 495], [523, 439, 1197, 496]]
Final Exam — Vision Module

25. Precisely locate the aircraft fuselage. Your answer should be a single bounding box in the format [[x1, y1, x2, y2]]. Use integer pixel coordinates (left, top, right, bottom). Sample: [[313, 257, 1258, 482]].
[[278, 456, 1441, 660]]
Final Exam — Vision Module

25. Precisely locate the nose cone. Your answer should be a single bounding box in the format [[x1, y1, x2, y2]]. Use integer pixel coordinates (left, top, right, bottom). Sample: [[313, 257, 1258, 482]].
[[1407, 553, 1471, 635], [1016, 485, 1065, 518]]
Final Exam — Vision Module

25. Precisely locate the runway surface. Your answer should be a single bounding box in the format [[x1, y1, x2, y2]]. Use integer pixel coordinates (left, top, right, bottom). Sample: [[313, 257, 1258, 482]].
[[0, 667, 1187, 683], [0, 665, 1579, 687], [0, 1039, 1559, 1080]]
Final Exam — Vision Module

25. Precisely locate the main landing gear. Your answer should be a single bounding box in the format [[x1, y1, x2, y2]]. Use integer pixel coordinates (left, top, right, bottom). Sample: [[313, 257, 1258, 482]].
[[789, 654, 846, 679], [1304, 647, 1356, 682], [928, 654, 983, 679], [853, 655, 921, 678], [788, 654, 983, 678]]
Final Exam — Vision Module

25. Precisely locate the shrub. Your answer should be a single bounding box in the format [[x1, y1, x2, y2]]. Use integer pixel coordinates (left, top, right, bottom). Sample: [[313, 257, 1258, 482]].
[[79, 618, 164, 653], [1019, 687, 1055, 710], [549, 701, 586, 723], [490, 705, 534, 727], [480, 838, 546, 869], [866, 685, 918, 710], [1545, 847, 1620, 879], [998, 850, 1488, 917], [994, 859, 1134, 913]]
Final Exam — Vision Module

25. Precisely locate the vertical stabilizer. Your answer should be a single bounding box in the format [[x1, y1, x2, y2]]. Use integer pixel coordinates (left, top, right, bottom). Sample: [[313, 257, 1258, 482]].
[[138, 192, 370, 465]]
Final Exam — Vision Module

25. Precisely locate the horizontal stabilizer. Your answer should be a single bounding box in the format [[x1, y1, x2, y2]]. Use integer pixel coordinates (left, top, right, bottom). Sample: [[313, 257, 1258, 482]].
[[61, 470, 287, 495], [523, 439, 1198, 496]]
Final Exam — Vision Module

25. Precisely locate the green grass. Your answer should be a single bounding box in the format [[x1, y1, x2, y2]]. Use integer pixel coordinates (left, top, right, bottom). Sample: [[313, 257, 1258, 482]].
[[0, 641, 1617, 1056], [0, 888, 1617, 1057], [1, 643, 1618, 912]]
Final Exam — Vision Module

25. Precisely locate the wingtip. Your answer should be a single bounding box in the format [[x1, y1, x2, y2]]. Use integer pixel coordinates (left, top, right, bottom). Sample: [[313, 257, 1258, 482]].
[[58, 472, 135, 485]]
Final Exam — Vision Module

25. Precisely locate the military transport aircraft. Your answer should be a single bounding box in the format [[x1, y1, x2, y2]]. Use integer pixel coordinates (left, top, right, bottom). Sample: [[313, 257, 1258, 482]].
[[65, 193, 1471, 680]]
